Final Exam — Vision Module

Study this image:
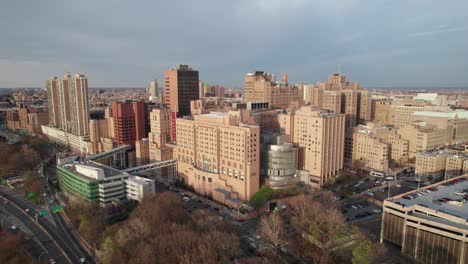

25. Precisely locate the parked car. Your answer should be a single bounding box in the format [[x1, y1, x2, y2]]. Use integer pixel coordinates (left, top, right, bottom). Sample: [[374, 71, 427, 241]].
[[372, 209, 382, 214], [367, 192, 374, 197]]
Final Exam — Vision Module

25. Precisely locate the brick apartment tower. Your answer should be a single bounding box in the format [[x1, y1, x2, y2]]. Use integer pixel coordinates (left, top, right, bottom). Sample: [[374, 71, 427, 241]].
[[112, 101, 146, 146], [163, 65, 199, 140], [46, 73, 90, 136]]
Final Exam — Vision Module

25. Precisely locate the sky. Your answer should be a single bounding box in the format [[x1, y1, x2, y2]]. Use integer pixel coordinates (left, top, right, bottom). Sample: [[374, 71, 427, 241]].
[[1, 0, 468, 88]]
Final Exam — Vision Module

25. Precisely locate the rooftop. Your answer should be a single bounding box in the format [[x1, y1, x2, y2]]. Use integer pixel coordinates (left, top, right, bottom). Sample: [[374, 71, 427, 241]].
[[61, 160, 125, 180], [127, 176, 154, 185], [389, 175, 468, 221], [413, 93, 439, 102], [200, 112, 228, 118], [413, 110, 468, 120]]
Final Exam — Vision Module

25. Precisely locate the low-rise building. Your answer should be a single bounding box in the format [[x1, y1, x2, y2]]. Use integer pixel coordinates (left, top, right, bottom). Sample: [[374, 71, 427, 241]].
[[125, 176, 155, 203], [381, 175, 468, 264], [352, 126, 390, 172], [397, 122, 447, 158], [415, 151, 448, 179], [57, 160, 155, 206]]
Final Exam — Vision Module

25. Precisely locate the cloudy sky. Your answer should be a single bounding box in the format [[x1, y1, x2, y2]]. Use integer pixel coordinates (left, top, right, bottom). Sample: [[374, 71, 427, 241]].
[[1, 0, 468, 88]]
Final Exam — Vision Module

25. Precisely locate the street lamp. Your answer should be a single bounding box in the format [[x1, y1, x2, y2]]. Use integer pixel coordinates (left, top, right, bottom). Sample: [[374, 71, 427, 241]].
[[38, 251, 46, 263]]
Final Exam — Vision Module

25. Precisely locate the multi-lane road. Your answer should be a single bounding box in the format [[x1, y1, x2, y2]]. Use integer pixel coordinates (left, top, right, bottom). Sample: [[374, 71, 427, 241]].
[[0, 186, 95, 264]]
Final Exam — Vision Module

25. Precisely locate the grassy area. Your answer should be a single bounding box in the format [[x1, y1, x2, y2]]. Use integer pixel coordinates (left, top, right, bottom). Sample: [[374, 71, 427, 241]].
[[247, 186, 275, 208], [247, 186, 300, 208], [26, 193, 43, 205]]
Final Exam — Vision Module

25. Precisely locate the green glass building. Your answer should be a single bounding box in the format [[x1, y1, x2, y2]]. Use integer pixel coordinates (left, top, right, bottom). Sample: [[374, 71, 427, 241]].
[[57, 166, 99, 202]]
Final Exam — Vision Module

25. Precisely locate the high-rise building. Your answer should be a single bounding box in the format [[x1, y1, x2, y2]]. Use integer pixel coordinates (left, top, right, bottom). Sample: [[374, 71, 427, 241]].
[[163, 65, 199, 140], [148, 107, 173, 162], [278, 106, 345, 186], [46, 73, 89, 136], [163, 65, 199, 115], [175, 111, 260, 207], [243, 71, 303, 109], [112, 100, 146, 146], [148, 80, 159, 99], [309, 73, 371, 164]]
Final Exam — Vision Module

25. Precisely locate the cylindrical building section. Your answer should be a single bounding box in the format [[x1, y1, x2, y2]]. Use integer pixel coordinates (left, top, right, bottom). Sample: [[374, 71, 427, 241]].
[[261, 140, 297, 189]]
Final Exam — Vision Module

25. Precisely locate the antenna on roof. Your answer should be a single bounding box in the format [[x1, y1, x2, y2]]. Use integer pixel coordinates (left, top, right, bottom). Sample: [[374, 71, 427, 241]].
[[338, 64, 341, 74]]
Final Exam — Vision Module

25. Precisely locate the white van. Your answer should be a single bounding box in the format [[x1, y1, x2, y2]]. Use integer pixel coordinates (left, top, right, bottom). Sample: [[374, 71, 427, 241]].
[[370, 171, 385, 178]]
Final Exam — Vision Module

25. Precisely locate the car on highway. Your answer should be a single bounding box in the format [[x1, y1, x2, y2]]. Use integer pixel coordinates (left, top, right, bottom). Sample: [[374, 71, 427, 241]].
[[183, 197, 190, 202], [280, 247, 287, 253], [249, 243, 257, 248], [11, 225, 17, 230], [80, 257, 86, 263], [367, 192, 374, 197], [50, 259, 56, 264], [248, 236, 255, 242]]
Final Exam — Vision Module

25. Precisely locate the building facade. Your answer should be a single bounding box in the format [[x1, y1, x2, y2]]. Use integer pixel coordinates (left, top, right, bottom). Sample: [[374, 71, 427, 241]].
[[279, 106, 345, 186], [381, 175, 468, 264], [46, 73, 90, 136], [260, 133, 298, 189], [112, 100, 146, 146], [175, 111, 260, 207], [243, 71, 303, 109]]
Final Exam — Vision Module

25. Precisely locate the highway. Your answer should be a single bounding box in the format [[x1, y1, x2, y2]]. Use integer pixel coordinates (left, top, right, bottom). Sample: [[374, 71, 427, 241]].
[[0, 186, 95, 264], [0, 193, 67, 263]]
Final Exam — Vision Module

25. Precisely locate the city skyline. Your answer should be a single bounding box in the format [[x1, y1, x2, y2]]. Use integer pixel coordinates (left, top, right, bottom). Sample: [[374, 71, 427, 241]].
[[1, 1, 468, 88]]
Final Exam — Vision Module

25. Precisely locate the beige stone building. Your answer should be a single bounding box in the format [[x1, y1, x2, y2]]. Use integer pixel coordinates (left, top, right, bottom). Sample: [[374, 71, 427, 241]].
[[397, 122, 447, 158], [309, 73, 371, 126], [244, 71, 303, 109], [384, 99, 452, 128], [446, 155, 468, 179], [278, 106, 345, 186], [352, 126, 390, 172], [412, 111, 468, 145], [308, 73, 371, 164], [415, 152, 448, 178], [88, 108, 114, 154], [372, 99, 391, 124], [148, 108, 173, 162], [135, 138, 150, 166], [175, 111, 260, 206]]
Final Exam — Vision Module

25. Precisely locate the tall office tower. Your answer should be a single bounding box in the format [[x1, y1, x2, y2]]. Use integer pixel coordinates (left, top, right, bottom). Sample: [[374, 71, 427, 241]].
[[46, 73, 90, 136], [310, 73, 371, 164], [176, 111, 260, 206], [244, 71, 303, 109], [163, 64, 199, 140], [278, 106, 345, 186], [149, 80, 159, 98], [164, 65, 199, 116], [112, 100, 146, 146]]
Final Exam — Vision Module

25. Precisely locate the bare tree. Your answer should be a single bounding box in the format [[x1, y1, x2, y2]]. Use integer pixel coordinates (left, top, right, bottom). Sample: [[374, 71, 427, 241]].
[[259, 212, 286, 248], [289, 192, 346, 263]]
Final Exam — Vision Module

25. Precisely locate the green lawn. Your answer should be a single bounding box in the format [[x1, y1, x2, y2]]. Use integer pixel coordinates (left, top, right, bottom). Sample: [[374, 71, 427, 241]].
[[247, 186, 299, 208]]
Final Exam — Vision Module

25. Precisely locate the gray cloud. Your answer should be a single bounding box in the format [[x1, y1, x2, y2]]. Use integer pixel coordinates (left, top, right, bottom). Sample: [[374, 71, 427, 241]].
[[0, 0, 468, 88]]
